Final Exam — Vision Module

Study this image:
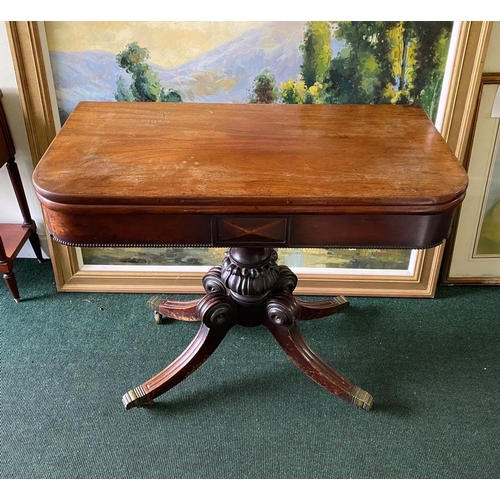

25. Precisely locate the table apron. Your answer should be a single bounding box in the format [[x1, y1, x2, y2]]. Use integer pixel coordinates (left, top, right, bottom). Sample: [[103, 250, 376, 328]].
[[43, 208, 455, 249]]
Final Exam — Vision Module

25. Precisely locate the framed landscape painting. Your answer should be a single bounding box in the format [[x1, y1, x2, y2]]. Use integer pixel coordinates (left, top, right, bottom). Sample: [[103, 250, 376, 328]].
[[6, 21, 493, 296], [442, 74, 500, 284]]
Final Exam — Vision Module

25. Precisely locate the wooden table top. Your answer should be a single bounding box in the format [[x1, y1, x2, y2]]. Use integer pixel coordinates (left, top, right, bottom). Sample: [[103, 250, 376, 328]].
[[34, 102, 467, 215], [33, 102, 468, 249]]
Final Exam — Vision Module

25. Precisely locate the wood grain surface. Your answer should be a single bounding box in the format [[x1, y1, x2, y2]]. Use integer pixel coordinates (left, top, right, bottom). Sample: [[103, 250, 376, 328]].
[[34, 102, 467, 213]]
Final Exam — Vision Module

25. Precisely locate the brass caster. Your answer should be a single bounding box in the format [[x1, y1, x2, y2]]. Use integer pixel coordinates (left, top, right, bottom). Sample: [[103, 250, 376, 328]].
[[154, 311, 163, 324]]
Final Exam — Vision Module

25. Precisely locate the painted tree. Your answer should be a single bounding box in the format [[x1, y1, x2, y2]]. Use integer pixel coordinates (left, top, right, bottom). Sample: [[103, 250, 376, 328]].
[[249, 69, 279, 103], [115, 76, 134, 102], [411, 22, 453, 121], [115, 42, 182, 103], [280, 77, 323, 104], [383, 22, 418, 104], [300, 21, 333, 87], [278, 22, 331, 105], [382, 21, 452, 117], [159, 87, 182, 102], [247, 21, 451, 115], [323, 21, 388, 104], [323, 21, 452, 119]]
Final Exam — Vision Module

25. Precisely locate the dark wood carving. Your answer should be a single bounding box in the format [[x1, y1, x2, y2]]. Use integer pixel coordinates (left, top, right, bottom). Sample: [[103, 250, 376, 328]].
[[137, 247, 373, 411]]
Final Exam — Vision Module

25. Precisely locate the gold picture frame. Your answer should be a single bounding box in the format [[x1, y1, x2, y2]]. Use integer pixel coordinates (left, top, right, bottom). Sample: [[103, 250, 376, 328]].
[[6, 21, 493, 297], [441, 73, 500, 284]]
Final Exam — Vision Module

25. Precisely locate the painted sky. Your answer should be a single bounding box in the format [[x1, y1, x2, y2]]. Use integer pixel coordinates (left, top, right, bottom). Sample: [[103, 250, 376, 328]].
[[45, 21, 267, 68]]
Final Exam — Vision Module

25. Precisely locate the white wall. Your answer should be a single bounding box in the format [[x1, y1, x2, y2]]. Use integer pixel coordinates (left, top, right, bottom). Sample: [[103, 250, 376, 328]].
[[0, 22, 48, 258]]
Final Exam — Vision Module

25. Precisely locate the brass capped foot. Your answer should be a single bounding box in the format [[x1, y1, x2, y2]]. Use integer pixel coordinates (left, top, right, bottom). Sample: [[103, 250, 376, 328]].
[[350, 386, 374, 411], [122, 386, 154, 410]]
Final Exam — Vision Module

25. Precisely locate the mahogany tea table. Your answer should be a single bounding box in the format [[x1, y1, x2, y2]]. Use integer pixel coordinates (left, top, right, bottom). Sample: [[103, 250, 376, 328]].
[[33, 102, 467, 411]]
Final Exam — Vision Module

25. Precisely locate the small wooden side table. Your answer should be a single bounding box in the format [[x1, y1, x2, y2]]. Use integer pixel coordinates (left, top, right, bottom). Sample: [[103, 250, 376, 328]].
[[33, 102, 468, 411], [0, 90, 43, 302]]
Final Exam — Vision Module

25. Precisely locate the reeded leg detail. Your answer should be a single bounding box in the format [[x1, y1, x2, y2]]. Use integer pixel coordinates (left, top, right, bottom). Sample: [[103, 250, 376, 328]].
[[264, 292, 373, 411], [297, 296, 349, 321], [124, 292, 237, 409]]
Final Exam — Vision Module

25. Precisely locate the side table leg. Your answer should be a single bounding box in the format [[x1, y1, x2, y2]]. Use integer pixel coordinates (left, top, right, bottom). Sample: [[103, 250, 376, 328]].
[[264, 292, 373, 411], [123, 292, 237, 409], [297, 296, 349, 321], [147, 296, 202, 322], [7, 158, 44, 264], [123, 321, 235, 409], [3, 271, 21, 303], [28, 233, 44, 263]]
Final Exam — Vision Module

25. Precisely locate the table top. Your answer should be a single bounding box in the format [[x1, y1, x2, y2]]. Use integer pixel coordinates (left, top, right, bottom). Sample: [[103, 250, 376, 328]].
[[34, 102, 467, 215], [33, 102, 468, 249]]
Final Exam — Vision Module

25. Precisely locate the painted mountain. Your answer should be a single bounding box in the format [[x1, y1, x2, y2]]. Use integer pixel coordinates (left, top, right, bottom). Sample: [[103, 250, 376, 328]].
[[49, 22, 316, 122]]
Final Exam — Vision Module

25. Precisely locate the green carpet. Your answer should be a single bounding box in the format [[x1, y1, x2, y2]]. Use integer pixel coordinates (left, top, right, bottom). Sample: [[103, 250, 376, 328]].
[[1, 258, 499, 479]]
